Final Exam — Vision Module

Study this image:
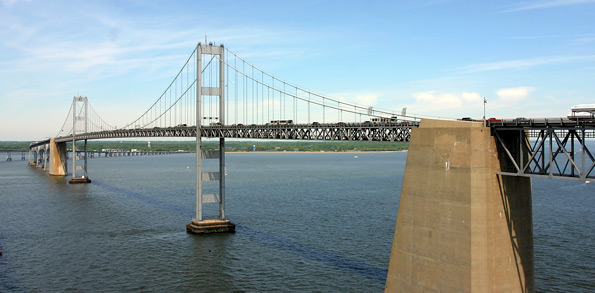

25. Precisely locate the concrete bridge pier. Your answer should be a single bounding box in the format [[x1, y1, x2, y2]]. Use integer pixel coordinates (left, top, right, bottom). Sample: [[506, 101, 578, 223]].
[[35, 148, 44, 168], [385, 119, 534, 292], [42, 145, 50, 170], [48, 138, 68, 176], [28, 149, 35, 166]]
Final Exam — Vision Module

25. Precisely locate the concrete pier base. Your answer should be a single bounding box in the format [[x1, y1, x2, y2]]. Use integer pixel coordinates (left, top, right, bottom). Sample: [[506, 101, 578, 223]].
[[385, 119, 534, 292], [49, 138, 68, 176], [69, 177, 92, 184], [186, 219, 235, 234]]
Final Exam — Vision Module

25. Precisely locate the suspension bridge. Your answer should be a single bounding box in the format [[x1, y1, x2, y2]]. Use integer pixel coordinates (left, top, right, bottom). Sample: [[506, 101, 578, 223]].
[[26, 42, 595, 292]]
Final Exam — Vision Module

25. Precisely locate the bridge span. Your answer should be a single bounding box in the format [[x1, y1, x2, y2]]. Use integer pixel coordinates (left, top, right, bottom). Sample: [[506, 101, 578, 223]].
[[29, 122, 417, 148], [26, 42, 595, 292]]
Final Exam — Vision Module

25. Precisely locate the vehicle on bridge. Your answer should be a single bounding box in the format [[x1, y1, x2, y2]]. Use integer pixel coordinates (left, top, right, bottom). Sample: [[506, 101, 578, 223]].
[[270, 119, 293, 125], [514, 117, 530, 122], [567, 104, 595, 120], [370, 116, 398, 124]]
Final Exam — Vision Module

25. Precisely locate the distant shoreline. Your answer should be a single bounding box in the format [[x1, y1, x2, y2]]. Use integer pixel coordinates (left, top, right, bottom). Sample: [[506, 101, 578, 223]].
[[228, 150, 408, 153], [0, 140, 409, 153]]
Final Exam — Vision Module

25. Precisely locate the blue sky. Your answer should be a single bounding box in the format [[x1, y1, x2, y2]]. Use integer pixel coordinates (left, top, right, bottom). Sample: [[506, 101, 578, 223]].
[[1, 0, 594, 140]]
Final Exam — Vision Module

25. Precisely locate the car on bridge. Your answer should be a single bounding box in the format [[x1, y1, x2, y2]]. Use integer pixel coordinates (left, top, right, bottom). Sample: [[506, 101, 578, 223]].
[[486, 117, 501, 122], [514, 117, 530, 123]]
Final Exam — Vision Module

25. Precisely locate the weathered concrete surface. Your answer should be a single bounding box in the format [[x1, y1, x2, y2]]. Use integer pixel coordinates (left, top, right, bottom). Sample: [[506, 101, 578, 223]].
[[186, 219, 235, 234], [385, 119, 534, 292], [48, 138, 68, 176], [69, 177, 91, 184]]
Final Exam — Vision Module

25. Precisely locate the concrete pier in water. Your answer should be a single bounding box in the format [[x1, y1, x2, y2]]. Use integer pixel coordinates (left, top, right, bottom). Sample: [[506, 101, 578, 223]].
[[48, 138, 68, 176], [385, 119, 534, 292], [186, 219, 235, 234]]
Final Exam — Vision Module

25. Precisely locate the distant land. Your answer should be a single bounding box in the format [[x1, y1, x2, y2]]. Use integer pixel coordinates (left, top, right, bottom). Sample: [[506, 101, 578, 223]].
[[0, 141, 408, 153]]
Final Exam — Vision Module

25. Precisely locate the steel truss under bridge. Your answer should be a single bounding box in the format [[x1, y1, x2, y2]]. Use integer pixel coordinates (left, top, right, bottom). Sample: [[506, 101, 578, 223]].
[[33, 123, 417, 147], [493, 124, 595, 180]]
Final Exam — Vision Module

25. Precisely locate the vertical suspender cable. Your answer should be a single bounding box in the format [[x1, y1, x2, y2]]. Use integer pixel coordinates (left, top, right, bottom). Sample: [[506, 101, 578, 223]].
[[308, 92, 311, 124], [226, 58, 229, 125], [235, 56, 238, 125], [252, 66, 254, 125], [243, 62, 246, 124], [323, 97, 325, 124], [261, 71, 264, 125], [283, 82, 286, 119]]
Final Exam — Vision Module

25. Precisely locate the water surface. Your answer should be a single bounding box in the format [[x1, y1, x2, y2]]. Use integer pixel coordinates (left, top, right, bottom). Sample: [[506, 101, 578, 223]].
[[0, 152, 593, 291]]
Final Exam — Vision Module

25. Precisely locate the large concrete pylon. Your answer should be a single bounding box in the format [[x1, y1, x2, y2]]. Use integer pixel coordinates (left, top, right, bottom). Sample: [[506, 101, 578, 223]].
[[385, 119, 534, 292], [48, 138, 68, 176]]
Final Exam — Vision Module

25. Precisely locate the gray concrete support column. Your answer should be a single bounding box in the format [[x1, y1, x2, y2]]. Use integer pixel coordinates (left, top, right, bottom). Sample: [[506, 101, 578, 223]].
[[385, 119, 534, 292], [49, 138, 68, 176]]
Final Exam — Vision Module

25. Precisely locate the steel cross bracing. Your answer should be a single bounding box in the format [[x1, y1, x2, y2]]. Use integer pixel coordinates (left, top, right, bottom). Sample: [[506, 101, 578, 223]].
[[29, 122, 417, 148], [490, 119, 595, 180]]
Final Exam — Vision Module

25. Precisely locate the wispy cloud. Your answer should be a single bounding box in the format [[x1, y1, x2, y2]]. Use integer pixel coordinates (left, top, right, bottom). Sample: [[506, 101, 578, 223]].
[[502, 0, 595, 12], [458, 55, 595, 73], [406, 87, 538, 119], [496, 86, 535, 103], [508, 33, 595, 39], [2, 0, 30, 6], [411, 91, 483, 111]]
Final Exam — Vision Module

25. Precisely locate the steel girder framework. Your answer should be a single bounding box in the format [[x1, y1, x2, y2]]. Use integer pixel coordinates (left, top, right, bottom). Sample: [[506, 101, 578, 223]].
[[493, 126, 595, 180], [30, 123, 417, 148]]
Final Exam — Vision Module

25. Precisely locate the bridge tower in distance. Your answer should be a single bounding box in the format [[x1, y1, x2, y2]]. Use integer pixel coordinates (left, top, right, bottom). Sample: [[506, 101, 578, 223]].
[[186, 43, 235, 234], [69, 96, 91, 184]]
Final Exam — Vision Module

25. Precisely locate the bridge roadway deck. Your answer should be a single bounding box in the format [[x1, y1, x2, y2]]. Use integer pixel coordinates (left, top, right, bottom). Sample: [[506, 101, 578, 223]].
[[30, 118, 595, 149], [29, 122, 419, 148], [489, 118, 595, 180], [488, 117, 595, 137]]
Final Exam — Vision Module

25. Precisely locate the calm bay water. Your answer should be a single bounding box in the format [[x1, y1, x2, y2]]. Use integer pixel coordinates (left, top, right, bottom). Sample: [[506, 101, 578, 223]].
[[0, 152, 593, 291]]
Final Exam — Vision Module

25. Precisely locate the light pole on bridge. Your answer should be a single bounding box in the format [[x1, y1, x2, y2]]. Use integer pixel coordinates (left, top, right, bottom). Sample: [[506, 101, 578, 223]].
[[483, 97, 487, 127]]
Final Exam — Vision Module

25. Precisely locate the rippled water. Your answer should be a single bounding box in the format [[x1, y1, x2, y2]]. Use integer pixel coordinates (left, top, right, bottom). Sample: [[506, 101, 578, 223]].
[[0, 152, 593, 291]]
